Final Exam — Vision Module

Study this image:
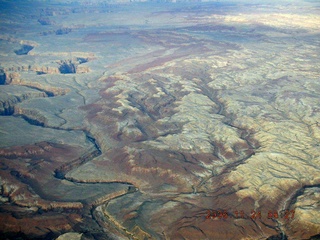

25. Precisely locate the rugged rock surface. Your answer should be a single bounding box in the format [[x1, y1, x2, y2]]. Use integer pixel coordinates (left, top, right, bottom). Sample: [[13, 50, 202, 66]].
[[14, 45, 34, 55], [0, 86, 48, 115], [0, 0, 319, 239]]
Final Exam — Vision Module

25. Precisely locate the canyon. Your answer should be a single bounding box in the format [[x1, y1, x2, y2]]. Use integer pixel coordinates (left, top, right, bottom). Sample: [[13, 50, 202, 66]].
[[0, 0, 319, 239]]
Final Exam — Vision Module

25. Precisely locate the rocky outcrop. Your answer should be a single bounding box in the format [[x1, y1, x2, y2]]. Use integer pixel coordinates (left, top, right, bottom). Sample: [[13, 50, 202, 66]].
[[1, 72, 20, 85], [38, 17, 55, 25], [55, 147, 101, 179], [1, 58, 90, 77], [14, 106, 48, 126], [90, 189, 128, 208], [56, 232, 83, 240], [55, 27, 72, 35], [0, 88, 47, 115], [14, 45, 34, 55], [58, 58, 90, 74]]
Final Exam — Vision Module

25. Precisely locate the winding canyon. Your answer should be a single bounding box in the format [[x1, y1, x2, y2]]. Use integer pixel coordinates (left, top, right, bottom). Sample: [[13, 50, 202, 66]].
[[0, 0, 319, 239]]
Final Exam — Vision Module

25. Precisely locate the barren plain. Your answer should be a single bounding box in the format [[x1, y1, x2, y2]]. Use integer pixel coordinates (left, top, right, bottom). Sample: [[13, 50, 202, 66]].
[[0, 0, 319, 239]]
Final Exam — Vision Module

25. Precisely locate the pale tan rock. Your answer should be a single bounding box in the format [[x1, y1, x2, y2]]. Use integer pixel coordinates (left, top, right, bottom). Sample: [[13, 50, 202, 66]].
[[56, 232, 83, 240]]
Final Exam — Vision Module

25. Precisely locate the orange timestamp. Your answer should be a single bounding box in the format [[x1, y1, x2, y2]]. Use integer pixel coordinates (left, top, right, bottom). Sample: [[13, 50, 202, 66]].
[[205, 209, 295, 220]]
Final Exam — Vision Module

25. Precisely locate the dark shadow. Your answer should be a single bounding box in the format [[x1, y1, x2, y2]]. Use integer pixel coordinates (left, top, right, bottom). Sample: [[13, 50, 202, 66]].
[[58, 61, 77, 74], [309, 234, 320, 240], [0, 70, 6, 84], [267, 233, 288, 240], [56, 28, 72, 35], [14, 45, 34, 55]]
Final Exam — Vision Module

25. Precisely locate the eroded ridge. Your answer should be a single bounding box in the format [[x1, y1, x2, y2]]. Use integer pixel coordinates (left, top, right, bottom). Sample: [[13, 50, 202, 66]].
[[0, 141, 137, 239], [70, 26, 320, 238]]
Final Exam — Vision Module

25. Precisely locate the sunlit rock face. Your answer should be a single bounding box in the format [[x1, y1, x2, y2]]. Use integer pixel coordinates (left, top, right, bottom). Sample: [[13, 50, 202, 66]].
[[0, 0, 319, 239]]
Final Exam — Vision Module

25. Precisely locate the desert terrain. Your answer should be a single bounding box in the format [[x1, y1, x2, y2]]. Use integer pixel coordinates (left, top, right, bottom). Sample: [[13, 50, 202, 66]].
[[0, 0, 319, 239]]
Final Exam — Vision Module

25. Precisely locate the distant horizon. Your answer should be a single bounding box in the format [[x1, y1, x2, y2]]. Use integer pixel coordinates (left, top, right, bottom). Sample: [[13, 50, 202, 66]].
[[0, 0, 319, 239], [5, 0, 311, 4]]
